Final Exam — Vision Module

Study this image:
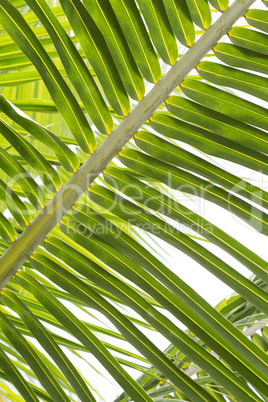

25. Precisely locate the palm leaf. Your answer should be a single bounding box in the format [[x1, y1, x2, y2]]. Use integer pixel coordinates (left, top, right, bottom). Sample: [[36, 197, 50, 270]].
[[0, 0, 267, 401]]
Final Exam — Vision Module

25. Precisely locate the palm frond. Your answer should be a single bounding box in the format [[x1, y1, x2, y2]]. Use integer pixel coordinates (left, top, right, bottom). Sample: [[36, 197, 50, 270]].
[[0, 0, 267, 401]]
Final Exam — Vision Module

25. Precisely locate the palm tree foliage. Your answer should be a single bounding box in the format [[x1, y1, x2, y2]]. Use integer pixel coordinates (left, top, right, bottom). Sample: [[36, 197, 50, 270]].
[[0, 0, 267, 400]]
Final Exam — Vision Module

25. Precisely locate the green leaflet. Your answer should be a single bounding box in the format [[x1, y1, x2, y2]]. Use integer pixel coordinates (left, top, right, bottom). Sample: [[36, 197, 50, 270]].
[[0, 70, 44, 86], [0, 367, 54, 402], [180, 78, 268, 131], [61, 208, 268, 395], [0, 41, 26, 58], [43, 231, 266, 400], [0, 311, 71, 401], [162, 0, 195, 47], [154, 399, 189, 402], [13, 5, 64, 27], [0, 334, 64, 400], [46, 231, 162, 308], [89, 183, 268, 315], [25, 259, 128, 307], [0, 20, 73, 48], [0, 21, 76, 65], [0, 54, 34, 70], [119, 147, 268, 237], [141, 126, 268, 212], [108, 0, 161, 83], [19, 279, 122, 311], [185, 0, 211, 29], [0, 307, 74, 394], [0, 212, 16, 243], [114, 151, 267, 310], [6, 290, 140, 380], [0, 147, 45, 209], [145, 386, 184, 400], [0, 95, 79, 173], [5, 295, 126, 342], [0, 119, 61, 192], [0, 0, 96, 153], [15, 271, 154, 402], [0, 347, 39, 402], [30, 253, 214, 402], [1, 289, 97, 402], [135, 0, 178, 65], [252, 333, 268, 352], [59, 0, 129, 117], [71, 202, 268, 363], [228, 27, 268, 56], [129, 134, 268, 281], [0, 36, 79, 65], [208, 0, 228, 11], [262, 327, 268, 342], [8, 100, 65, 113], [245, 9, 268, 33], [197, 61, 268, 101], [214, 43, 268, 75], [2, 304, 150, 367], [82, 0, 144, 101], [5, 0, 25, 6], [165, 96, 268, 162], [0, 30, 77, 61], [0, 180, 30, 227], [24, 0, 113, 133]]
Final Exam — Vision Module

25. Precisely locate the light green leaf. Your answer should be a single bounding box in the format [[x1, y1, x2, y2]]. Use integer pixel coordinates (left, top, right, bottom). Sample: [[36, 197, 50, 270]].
[[0, 213, 16, 243], [82, 0, 145, 100], [43, 230, 266, 400], [62, 205, 268, 394], [185, 0, 211, 29], [245, 9, 268, 33], [59, 0, 130, 116], [165, 97, 268, 166], [214, 43, 268, 75], [108, 0, 161, 83], [0, 179, 30, 226], [208, 0, 228, 11], [0, 95, 79, 173], [1, 289, 97, 402], [15, 271, 155, 402], [228, 27, 268, 56], [0, 347, 39, 402], [0, 119, 61, 191], [197, 61, 268, 101], [0, 0, 96, 152], [180, 78, 268, 131], [30, 252, 215, 402], [23, 0, 115, 130], [111, 153, 268, 311], [135, 0, 178, 65], [128, 134, 268, 281], [0, 147, 45, 209], [162, 0, 195, 47], [0, 311, 71, 401]]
